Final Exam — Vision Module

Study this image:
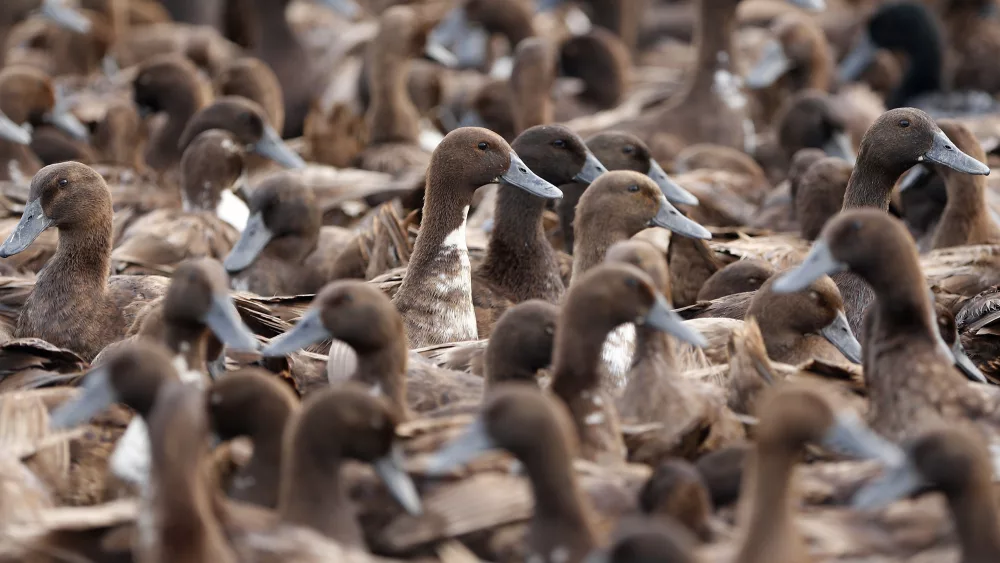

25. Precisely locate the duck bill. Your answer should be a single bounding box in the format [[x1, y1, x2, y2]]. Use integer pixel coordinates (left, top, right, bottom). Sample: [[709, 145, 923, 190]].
[[772, 240, 848, 293], [898, 164, 930, 193], [261, 308, 331, 357], [838, 33, 877, 83], [424, 418, 496, 475], [0, 111, 31, 145], [45, 108, 89, 141], [643, 294, 709, 348], [49, 367, 116, 429], [572, 152, 607, 184], [457, 109, 487, 129], [823, 131, 856, 165], [820, 411, 905, 465], [852, 461, 925, 509], [650, 196, 712, 240], [923, 130, 991, 175], [951, 338, 988, 383], [431, 7, 469, 47], [537, 0, 567, 10], [223, 212, 273, 273], [820, 310, 863, 364], [425, 41, 460, 69], [500, 152, 564, 199], [202, 294, 258, 352], [648, 160, 699, 206], [786, 0, 825, 11], [253, 126, 306, 169], [373, 444, 422, 516], [0, 199, 54, 258], [746, 40, 792, 90], [318, 0, 360, 18], [40, 0, 93, 33]]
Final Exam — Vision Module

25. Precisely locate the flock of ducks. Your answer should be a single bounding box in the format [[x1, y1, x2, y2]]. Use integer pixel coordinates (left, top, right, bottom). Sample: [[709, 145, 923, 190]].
[[6, 0, 1000, 562]]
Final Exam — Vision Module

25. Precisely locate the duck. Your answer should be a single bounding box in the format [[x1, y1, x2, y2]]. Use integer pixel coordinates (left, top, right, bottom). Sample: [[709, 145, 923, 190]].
[[554, 28, 633, 123], [773, 209, 998, 443], [223, 172, 352, 296], [214, 56, 286, 143], [389, 126, 560, 348], [0, 162, 170, 361], [839, 1, 1000, 115], [482, 299, 560, 387], [541, 0, 646, 54], [0, 1, 93, 64], [608, 240, 743, 464], [750, 147, 825, 232], [831, 107, 989, 333], [111, 130, 244, 275], [795, 155, 853, 241], [592, 522, 699, 563], [0, 66, 90, 182], [697, 259, 775, 302], [637, 459, 714, 542], [426, 384, 603, 563], [206, 368, 299, 509], [853, 427, 1000, 562]]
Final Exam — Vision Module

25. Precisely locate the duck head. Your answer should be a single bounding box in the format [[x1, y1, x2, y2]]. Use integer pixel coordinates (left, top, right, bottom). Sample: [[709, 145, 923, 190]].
[[262, 280, 402, 358], [586, 132, 698, 206], [697, 259, 775, 301], [512, 124, 606, 185], [574, 171, 710, 244], [165, 258, 259, 353], [207, 368, 298, 444], [431, 0, 534, 69], [180, 130, 246, 212], [132, 54, 207, 119], [749, 274, 862, 363], [93, 100, 145, 167], [559, 28, 631, 110], [179, 97, 306, 169], [775, 90, 854, 164], [50, 341, 179, 429], [222, 172, 319, 273], [282, 385, 421, 518], [838, 2, 941, 91], [485, 299, 559, 387], [746, 12, 831, 91], [376, 4, 459, 69], [900, 118, 989, 193], [638, 460, 713, 543], [796, 155, 853, 240], [428, 126, 562, 199], [0, 161, 110, 257], [0, 66, 88, 145], [214, 57, 285, 135]]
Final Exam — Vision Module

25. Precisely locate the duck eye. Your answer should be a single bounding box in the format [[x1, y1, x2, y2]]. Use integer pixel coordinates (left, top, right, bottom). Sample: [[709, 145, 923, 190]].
[[627, 185, 640, 193], [899, 119, 910, 128], [477, 142, 488, 151], [552, 139, 566, 148], [624, 277, 639, 288], [622, 145, 635, 154], [544, 325, 554, 335], [57, 178, 68, 187]]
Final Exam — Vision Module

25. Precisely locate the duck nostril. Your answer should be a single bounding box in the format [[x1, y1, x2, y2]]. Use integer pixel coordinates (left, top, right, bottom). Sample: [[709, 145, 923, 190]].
[[519, 167, 526, 173]]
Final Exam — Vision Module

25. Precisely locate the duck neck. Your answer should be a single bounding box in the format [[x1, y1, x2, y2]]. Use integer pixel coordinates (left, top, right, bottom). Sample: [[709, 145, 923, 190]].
[[524, 439, 599, 552], [571, 225, 631, 281], [551, 314, 612, 401], [279, 445, 360, 546], [685, 0, 739, 102], [164, 322, 212, 374], [632, 326, 675, 369], [841, 151, 906, 211], [867, 251, 937, 342], [45, 217, 114, 294], [367, 44, 421, 145], [949, 476, 1000, 562], [479, 186, 562, 302], [147, 93, 203, 172], [735, 446, 800, 563], [934, 173, 996, 248], [351, 340, 409, 418]]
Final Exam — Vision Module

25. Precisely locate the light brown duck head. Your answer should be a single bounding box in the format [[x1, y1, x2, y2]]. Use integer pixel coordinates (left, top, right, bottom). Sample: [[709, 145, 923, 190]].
[[559, 27, 631, 111], [572, 171, 710, 278], [262, 280, 409, 416], [279, 384, 421, 546], [745, 12, 833, 94], [133, 54, 209, 172], [586, 131, 699, 206], [213, 56, 285, 136], [484, 299, 559, 388], [748, 274, 861, 365], [427, 383, 601, 563], [697, 259, 775, 302], [206, 368, 299, 508], [178, 96, 305, 169], [179, 129, 246, 213], [222, 172, 319, 276], [853, 428, 1000, 562], [796, 155, 853, 240], [775, 90, 854, 165]]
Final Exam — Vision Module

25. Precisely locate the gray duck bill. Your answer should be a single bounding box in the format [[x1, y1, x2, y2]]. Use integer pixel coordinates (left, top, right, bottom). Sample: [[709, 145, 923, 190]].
[[318, 0, 360, 18], [823, 131, 856, 165], [820, 310, 863, 364], [951, 338, 988, 384], [821, 411, 905, 466], [838, 32, 877, 83], [223, 212, 273, 273], [0, 111, 31, 145], [650, 196, 712, 240], [772, 240, 848, 294], [898, 164, 930, 193], [0, 199, 54, 258], [202, 294, 259, 352], [261, 308, 331, 357], [424, 418, 495, 476], [40, 0, 93, 33], [253, 126, 307, 169], [373, 444, 422, 516], [852, 460, 926, 510], [573, 152, 608, 184], [49, 367, 116, 430], [786, 0, 825, 11], [45, 108, 90, 141], [746, 39, 792, 90], [642, 294, 709, 348], [648, 160, 698, 206], [923, 130, 991, 176], [501, 152, 564, 199]]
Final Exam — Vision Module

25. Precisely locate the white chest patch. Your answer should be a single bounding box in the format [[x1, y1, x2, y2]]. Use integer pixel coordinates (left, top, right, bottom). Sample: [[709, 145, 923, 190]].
[[217, 190, 250, 231], [232, 276, 251, 293], [601, 323, 636, 390]]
